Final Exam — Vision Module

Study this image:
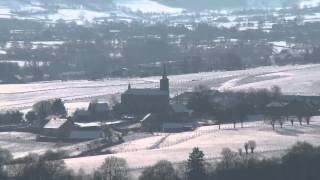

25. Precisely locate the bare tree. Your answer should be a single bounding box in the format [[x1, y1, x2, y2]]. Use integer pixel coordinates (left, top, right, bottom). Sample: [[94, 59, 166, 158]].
[[305, 116, 311, 125], [244, 142, 249, 155], [289, 117, 294, 126], [248, 140, 257, 154], [94, 157, 129, 180], [218, 148, 239, 169], [139, 160, 179, 180], [279, 117, 285, 128], [265, 115, 277, 130], [298, 115, 303, 126]]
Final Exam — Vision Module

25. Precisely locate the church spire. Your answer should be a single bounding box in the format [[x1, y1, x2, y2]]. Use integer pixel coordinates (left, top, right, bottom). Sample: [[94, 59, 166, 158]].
[[162, 63, 167, 78], [160, 63, 169, 92]]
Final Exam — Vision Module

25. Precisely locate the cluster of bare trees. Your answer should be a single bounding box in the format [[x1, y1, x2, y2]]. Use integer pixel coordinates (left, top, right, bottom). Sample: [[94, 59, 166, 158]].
[[264, 100, 317, 130], [243, 141, 257, 154]]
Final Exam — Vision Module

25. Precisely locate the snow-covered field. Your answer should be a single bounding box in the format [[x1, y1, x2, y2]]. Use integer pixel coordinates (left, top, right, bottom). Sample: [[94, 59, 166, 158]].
[[1, 64, 320, 113], [0, 131, 109, 158], [0, 132, 58, 158], [64, 116, 320, 173], [117, 0, 184, 13]]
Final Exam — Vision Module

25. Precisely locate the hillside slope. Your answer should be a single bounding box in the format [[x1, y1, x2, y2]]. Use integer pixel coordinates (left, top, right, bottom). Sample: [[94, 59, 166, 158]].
[[153, 0, 307, 9]]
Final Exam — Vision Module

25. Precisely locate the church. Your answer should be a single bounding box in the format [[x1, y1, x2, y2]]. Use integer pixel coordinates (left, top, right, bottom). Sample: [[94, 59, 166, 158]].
[[121, 67, 170, 115]]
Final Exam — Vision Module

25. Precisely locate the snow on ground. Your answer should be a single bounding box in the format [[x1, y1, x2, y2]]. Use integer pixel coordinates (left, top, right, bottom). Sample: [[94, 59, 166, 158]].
[[0, 50, 7, 55], [45, 9, 110, 23], [65, 117, 320, 173], [300, 0, 320, 8], [109, 134, 166, 153], [116, 0, 184, 14], [0, 131, 108, 158], [0, 6, 11, 18], [1, 64, 320, 112], [0, 132, 60, 158]]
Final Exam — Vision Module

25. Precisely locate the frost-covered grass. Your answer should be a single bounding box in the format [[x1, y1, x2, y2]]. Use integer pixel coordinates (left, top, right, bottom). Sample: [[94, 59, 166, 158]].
[[0, 132, 105, 159], [0, 132, 62, 158], [64, 116, 320, 173], [117, 0, 184, 13]]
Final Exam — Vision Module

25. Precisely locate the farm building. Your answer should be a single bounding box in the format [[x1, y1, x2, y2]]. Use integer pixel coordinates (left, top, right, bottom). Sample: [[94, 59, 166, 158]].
[[42, 117, 73, 138]]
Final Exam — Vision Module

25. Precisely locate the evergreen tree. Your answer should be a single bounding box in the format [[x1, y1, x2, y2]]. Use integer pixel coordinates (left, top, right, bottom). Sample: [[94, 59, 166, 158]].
[[25, 111, 38, 124], [51, 99, 67, 117], [186, 147, 207, 180]]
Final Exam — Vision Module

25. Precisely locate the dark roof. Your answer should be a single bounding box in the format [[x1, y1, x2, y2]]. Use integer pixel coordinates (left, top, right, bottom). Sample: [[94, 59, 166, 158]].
[[124, 88, 169, 96]]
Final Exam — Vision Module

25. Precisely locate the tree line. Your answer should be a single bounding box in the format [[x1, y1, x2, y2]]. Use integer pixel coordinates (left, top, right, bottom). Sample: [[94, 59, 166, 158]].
[[187, 86, 319, 129]]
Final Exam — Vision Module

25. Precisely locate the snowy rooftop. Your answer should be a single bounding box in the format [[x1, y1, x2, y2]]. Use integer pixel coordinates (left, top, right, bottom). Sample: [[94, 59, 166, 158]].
[[75, 121, 124, 128], [43, 118, 69, 129]]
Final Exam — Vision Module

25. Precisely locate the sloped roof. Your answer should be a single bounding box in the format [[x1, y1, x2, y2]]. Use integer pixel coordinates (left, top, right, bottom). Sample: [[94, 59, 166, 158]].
[[43, 118, 69, 129], [124, 88, 169, 96], [75, 121, 124, 128]]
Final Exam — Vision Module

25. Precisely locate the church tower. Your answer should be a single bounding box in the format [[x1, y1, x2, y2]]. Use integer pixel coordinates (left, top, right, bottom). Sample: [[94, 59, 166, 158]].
[[160, 64, 169, 92]]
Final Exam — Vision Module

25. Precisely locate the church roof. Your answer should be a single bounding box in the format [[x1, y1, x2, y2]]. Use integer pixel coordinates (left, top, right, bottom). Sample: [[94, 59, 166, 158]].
[[124, 88, 169, 96]]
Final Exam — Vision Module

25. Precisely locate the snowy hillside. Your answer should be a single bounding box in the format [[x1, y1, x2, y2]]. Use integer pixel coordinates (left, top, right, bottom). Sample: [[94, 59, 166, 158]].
[[65, 117, 320, 173], [1, 64, 320, 113], [116, 0, 184, 13], [0, 0, 183, 23], [153, 0, 320, 9], [1, 0, 319, 23]]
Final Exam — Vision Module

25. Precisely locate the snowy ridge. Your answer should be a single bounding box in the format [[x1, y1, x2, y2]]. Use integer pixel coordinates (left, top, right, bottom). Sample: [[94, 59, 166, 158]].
[[0, 0, 319, 23]]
